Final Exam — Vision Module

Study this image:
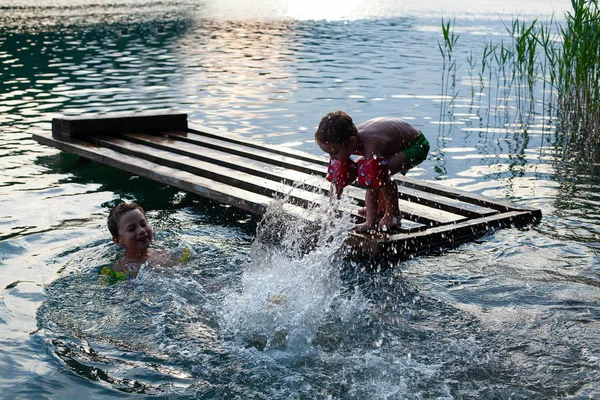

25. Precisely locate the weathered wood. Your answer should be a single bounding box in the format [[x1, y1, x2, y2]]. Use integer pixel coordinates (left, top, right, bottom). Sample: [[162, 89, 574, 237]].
[[117, 133, 459, 227], [52, 113, 187, 141], [32, 113, 543, 259], [396, 175, 541, 216], [170, 130, 504, 218], [188, 123, 326, 165], [92, 134, 427, 232], [349, 210, 537, 258], [33, 131, 303, 217], [170, 131, 324, 176]]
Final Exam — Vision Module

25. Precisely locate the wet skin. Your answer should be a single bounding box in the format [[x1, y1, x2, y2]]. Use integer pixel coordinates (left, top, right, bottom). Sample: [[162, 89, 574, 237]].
[[318, 117, 420, 232], [319, 138, 400, 232], [113, 209, 153, 259]]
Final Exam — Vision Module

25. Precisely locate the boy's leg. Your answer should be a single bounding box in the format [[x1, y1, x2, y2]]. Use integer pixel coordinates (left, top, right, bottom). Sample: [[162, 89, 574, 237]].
[[378, 180, 401, 231], [358, 191, 386, 216], [354, 188, 379, 232]]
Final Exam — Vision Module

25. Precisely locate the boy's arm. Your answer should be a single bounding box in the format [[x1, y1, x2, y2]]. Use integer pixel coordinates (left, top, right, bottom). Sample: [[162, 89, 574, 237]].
[[326, 158, 357, 200]]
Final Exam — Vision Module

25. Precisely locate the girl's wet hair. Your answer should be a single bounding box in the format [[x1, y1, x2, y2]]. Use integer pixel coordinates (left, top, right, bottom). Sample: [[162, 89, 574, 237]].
[[107, 202, 146, 238], [314, 110, 358, 146]]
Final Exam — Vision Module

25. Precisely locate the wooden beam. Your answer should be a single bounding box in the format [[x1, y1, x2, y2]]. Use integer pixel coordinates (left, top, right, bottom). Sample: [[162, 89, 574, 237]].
[[32, 131, 303, 217], [52, 112, 188, 141]]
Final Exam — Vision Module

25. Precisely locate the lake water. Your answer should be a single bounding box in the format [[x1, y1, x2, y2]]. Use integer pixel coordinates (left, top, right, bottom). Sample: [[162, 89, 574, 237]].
[[2, 0, 600, 398]]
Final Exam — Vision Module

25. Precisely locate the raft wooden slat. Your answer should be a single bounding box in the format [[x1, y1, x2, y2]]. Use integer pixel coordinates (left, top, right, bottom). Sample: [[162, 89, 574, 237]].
[[31, 113, 542, 258], [32, 132, 311, 219], [93, 135, 430, 231], [167, 130, 503, 219], [118, 133, 459, 226]]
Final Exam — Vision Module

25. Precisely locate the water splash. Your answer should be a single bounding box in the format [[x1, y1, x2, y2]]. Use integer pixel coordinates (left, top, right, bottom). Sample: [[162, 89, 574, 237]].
[[218, 187, 364, 353]]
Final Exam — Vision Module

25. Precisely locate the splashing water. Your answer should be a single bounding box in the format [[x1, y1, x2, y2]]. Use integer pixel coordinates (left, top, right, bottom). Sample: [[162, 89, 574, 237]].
[[218, 187, 366, 353]]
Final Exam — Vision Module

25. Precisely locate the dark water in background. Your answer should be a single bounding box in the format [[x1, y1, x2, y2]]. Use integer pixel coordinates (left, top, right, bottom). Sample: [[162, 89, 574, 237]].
[[2, 0, 600, 398]]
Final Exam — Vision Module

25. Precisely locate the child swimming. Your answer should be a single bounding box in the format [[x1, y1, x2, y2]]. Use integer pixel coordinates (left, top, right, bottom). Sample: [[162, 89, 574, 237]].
[[104, 202, 189, 280]]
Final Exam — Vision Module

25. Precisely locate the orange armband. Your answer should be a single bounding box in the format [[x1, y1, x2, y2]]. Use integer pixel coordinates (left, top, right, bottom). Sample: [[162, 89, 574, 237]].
[[357, 157, 390, 188], [326, 158, 357, 188]]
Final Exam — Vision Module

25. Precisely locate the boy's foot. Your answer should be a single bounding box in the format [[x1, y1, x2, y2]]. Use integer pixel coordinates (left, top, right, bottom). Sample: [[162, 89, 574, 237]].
[[378, 215, 401, 232], [353, 221, 378, 233]]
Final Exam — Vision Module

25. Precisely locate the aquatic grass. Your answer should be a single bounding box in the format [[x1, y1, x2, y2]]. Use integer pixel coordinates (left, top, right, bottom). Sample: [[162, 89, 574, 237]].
[[467, 49, 476, 103], [503, 18, 541, 119], [438, 0, 600, 145], [480, 41, 498, 120], [438, 18, 460, 113], [555, 0, 600, 140], [492, 40, 515, 117]]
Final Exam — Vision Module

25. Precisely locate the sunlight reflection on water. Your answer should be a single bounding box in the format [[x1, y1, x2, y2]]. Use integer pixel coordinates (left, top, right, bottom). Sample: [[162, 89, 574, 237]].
[[2, 0, 600, 398]]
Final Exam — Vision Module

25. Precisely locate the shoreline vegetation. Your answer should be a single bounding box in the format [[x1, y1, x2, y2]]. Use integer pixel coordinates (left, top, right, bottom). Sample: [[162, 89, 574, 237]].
[[438, 0, 599, 150]]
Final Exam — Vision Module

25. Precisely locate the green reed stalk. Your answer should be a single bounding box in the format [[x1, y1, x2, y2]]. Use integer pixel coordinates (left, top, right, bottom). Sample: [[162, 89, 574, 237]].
[[555, 0, 600, 139], [467, 49, 476, 102], [493, 40, 515, 116], [536, 20, 558, 119], [505, 18, 540, 120], [438, 0, 599, 143], [438, 18, 460, 112], [479, 42, 497, 120]]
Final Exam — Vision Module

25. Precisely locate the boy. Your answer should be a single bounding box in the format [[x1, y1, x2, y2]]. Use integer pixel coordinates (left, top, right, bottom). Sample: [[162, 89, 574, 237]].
[[105, 202, 163, 279], [315, 110, 430, 233]]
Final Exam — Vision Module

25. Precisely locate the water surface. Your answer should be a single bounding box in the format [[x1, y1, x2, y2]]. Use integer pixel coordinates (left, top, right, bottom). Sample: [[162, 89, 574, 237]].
[[2, 0, 600, 398]]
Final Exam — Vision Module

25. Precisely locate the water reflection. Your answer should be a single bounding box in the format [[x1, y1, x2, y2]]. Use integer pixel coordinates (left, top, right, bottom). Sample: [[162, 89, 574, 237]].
[[2, 0, 600, 398]]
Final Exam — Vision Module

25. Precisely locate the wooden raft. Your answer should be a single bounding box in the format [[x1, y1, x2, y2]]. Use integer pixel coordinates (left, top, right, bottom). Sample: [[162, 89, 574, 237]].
[[32, 112, 542, 258]]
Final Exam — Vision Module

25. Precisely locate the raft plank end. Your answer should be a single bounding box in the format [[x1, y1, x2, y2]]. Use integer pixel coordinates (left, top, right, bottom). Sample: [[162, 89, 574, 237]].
[[52, 112, 188, 141]]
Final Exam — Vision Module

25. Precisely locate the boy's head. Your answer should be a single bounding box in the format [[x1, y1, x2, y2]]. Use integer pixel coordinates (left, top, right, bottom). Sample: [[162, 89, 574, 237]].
[[107, 202, 153, 252], [314, 110, 358, 146], [315, 111, 359, 162]]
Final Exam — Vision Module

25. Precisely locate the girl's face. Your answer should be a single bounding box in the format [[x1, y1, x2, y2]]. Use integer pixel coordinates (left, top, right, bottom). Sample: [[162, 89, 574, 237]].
[[113, 209, 153, 253]]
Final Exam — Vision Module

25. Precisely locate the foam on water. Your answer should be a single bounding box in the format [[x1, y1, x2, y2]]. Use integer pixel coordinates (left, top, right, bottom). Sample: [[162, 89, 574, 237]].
[[218, 188, 368, 353]]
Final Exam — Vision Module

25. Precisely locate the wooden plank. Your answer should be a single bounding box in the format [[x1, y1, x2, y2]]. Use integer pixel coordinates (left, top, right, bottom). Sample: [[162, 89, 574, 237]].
[[349, 210, 537, 258], [32, 131, 308, 218], [396, 175, 542, 217], [127, 133, 328, 191], [52, 113, 187, 141], [92, 135, 429, 232], [116, 133, 463, 226], [186, 126, 539, 219], [169, 131, 324, 176], [93, 136, 340, 213], [188, 123, 327, 165], [396, 185, 499, 219], [169, 131, 502, 219]]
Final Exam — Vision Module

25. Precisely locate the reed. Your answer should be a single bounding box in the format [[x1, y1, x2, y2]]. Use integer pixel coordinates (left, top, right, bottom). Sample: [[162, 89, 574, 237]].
[[438, 0, 600, 143], [438, 18, 460, 113], [492, 40, 514, 116], [555, 0, 600, 140]]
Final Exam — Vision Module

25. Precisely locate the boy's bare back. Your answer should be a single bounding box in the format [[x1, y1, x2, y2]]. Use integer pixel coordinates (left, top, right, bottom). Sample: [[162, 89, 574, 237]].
[[357, 117, 421, 159]]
